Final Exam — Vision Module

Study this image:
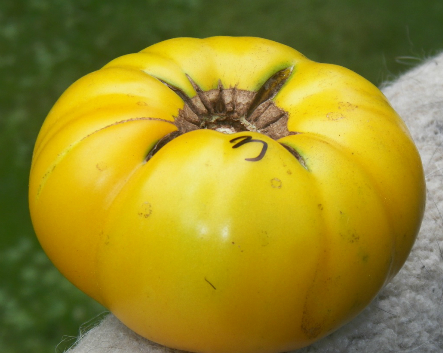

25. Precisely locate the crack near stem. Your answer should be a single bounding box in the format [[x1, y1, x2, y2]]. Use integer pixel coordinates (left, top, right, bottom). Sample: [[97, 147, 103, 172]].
[[246, 66, 293, 118]]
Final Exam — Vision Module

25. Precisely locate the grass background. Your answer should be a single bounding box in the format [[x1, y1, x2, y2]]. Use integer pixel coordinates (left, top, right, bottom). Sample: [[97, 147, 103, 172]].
[[1, 1, 442, 352]]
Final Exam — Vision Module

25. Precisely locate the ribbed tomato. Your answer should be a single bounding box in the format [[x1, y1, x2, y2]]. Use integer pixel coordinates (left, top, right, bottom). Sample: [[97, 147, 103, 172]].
[[29, 37, 425, 353]]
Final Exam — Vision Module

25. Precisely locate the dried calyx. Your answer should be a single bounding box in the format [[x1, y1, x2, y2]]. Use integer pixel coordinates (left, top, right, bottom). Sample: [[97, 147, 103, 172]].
[[147, 66, 304, 163]]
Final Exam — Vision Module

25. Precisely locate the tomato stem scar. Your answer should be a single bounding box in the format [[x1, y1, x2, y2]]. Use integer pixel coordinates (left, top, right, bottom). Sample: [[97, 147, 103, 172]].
[[147, 67, 299, 161], [156, 67, 296, 139]]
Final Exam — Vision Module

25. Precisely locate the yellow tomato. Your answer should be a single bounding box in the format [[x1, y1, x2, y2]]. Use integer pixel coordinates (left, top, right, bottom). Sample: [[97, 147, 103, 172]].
[[29, 37, 425, 353]]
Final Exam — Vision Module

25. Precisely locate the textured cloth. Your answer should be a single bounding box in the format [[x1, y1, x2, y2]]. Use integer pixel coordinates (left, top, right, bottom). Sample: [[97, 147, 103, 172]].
[[66, 53, 443, 353]]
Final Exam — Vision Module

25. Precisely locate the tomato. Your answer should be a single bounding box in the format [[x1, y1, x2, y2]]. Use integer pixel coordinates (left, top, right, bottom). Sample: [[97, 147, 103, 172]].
[[29, 37, 425, 353]]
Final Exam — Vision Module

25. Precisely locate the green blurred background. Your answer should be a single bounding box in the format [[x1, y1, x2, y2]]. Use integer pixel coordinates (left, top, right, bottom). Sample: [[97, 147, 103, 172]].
[[1, 1, 442, 352]]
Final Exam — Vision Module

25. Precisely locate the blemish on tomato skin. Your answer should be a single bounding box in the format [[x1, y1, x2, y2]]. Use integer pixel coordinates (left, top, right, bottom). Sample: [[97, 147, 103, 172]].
[[338, 101, 358, 111], [204, 277, 216, 290], [326, 112, 345, 121], [271, 178, 282, 188], [231, 241, 245, 252], [103, 232, 110, 246], [138, 202, 152, 218], [96, 162, 107, 171]]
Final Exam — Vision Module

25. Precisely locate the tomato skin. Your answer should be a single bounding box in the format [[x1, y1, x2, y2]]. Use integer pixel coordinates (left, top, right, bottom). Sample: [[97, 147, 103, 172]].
[[97, 130, 323, 352], [29, 37, 425, 353]]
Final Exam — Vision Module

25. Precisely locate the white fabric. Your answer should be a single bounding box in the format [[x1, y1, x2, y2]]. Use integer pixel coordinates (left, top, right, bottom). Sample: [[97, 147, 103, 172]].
[[66, 52, 443, 353]]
